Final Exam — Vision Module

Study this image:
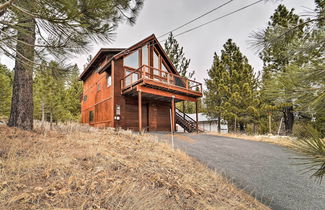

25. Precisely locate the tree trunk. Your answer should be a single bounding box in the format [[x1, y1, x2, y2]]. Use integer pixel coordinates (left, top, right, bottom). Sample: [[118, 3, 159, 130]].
[[253, 122, 256, 134], [268, 112, 272, 134], [234, 117, 237, 133], [239, 122, 245, 132], [217, 113, 221, 133], [50, 111, 53, 130], [8, 14, 36, 130], [283, 106, 294, 135], [41, 101, 45, 129]]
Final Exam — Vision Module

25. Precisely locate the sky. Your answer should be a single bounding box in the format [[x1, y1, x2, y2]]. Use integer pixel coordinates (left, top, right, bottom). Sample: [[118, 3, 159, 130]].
[[0, 0, 316, 84]]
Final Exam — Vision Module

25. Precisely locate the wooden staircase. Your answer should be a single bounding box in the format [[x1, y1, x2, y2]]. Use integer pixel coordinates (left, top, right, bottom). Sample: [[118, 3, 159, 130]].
[[175, 108, 202, 133]]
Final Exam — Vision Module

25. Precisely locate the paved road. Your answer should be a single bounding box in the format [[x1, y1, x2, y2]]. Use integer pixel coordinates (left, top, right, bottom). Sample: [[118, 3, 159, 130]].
[[154, 133, 325, 210]]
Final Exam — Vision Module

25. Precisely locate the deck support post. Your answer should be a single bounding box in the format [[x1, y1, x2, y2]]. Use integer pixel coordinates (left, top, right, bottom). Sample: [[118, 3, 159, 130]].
[[182, 101, 185, 119], [171, 96, 175, 133], [195, 100, 198, 133], [138, 90, 142, 134]]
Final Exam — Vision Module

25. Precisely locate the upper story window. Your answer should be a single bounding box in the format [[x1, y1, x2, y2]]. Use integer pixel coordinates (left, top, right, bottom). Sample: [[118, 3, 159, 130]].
[[153, 50, 159, 69], [162, 62, 168, 72], [107, 74, 112, 87], [124, 50, 139, 69], [142, 45, 148, 66], [97, 83, 101, 91], [83, 95, 87, 102]]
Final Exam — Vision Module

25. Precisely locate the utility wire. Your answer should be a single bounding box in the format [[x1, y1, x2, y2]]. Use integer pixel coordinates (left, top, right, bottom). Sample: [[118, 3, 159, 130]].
[[132, 0, 264, 54], [157, 0, 234, 39], [170, 0, 264, 40]]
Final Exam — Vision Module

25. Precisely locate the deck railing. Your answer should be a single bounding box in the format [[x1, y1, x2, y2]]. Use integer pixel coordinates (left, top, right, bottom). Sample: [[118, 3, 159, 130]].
[[121, 65, 202, 93]]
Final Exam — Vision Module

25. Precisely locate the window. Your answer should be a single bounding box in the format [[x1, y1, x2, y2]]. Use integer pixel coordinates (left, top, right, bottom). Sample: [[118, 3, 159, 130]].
[[97, 83, 101, 91], [161, 62, 168, 82], [107, 74, 111, 87], [89, 111, 94, 122], [124, 50, 139, 69], [142, 45, 148, 66], [153, 50, 159, 69], [125, 69, 138, 86], [162, 62, 168, 72], [83, 95, 87, 102], [153, 50, 160, 77]]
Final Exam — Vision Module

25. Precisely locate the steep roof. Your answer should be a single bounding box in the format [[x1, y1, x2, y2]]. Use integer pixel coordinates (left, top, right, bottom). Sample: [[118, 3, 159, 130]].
[[79, 48, 125, 81], [79, 34, 179, 80]]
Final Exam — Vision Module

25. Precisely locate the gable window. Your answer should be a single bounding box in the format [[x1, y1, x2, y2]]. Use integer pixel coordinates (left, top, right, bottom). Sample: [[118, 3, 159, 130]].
[[124, 50, 139, 69], [97, 83, 101, 91], [89, 111, 94, 122], [162, 62, 168, 72], [153, 50, 159, 69], [107, 74, 112, 87], [83, 95, 87, 102], [161, 62, 168, 82], [142, 45, 148, 66], [153, 50, 160, 78]]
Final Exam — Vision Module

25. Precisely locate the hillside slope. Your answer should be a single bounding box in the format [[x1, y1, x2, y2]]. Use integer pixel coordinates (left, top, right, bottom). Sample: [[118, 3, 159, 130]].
[[0, 125, 268, 209]]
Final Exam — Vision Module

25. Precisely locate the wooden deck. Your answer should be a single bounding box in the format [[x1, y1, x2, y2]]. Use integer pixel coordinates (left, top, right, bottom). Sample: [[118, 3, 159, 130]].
[[121, 65, 202, 102]]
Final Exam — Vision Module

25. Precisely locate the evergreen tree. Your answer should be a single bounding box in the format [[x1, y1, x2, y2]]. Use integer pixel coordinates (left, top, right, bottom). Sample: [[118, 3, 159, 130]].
[[205, 39, 258, 132], [204, 53, 227, 132], [164, 32, 194, 79], [33, 61, 82, 128], [255, 5, 305, 135], [64, 65, 83, 121], [164, 32, 196, 114], [252, 1, 325, 181], [0, 0, 144, 130], [0, 64, 12, 118]]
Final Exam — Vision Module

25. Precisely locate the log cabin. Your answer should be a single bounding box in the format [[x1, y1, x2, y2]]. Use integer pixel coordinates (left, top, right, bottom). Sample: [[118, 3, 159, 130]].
[[79, 34, 202, 132]]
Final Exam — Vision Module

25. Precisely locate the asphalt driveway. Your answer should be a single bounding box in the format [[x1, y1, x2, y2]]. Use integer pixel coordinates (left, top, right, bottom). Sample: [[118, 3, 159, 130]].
[[154, 133, 325, 210]]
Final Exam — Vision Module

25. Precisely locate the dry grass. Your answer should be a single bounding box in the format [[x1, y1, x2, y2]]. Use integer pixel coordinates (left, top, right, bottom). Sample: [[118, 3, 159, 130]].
[[208, 132, 294, 147], [0, 124, 268, 210]]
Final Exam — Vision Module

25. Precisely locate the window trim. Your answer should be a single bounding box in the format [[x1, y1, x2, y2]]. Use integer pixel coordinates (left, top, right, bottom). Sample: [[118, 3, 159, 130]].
[[123, 49, 140, 69], [89, 110, 94, 123], [107, 74, 112, 87]]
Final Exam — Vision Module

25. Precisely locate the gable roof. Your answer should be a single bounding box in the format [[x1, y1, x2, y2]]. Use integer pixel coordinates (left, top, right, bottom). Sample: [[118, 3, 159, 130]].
[[79, 48, 125, 81], [123, 34, 179, 75], [80, 34, 180, 80]]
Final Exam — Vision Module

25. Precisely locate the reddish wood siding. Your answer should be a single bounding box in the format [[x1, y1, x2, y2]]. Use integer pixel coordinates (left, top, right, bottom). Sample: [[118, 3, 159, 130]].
[[81, 69, 113, 127]]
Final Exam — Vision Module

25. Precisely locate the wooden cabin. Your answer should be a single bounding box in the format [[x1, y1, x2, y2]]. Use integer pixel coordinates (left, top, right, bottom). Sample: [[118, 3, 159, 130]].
[[79, 34, 202, 132]]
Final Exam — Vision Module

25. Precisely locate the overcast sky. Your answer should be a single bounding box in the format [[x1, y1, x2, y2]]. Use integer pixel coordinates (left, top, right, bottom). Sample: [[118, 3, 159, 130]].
[[0, 0, 316, 83]]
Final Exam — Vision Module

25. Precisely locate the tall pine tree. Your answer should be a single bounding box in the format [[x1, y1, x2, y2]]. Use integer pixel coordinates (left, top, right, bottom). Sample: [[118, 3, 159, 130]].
[[205, 39, 258, 132], [256, 5, 305, 135], [164, 32, 194, 79], [33, 61, 82, 129]]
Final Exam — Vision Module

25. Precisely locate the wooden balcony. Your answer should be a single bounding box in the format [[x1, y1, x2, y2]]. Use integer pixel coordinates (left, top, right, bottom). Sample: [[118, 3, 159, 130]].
[[121, 65, 202, 101]]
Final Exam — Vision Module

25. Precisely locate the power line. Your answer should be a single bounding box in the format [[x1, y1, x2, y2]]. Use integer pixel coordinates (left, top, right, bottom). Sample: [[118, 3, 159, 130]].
[[170, 0, 264, 40], [157, 0, 234, 39], [130, 0, 264, 55]]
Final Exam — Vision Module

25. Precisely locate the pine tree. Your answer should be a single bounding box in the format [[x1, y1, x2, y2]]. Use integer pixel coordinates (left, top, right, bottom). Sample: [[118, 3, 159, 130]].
[[64, 65, 83, 121], [33, 61, 82, 128], [0, 0, 144, 130], [164, 32, 196, 114], [164, 33, 194, 79], [205, 53, 227, 132], [205, 39, 258, 133], [255, 5, 305, 135], [251, 1, 325, 182], [0, 64, 12, 118]]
